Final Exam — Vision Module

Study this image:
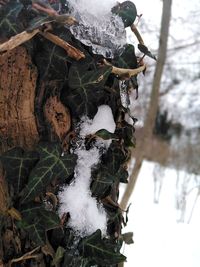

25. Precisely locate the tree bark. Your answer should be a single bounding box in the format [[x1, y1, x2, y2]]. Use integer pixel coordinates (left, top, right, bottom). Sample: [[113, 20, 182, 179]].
[[120, 0, 173, 210], [0, 46, 39, 216]]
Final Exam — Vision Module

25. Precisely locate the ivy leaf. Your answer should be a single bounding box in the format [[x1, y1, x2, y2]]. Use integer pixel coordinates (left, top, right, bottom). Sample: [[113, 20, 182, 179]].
[[35, 28, 73, 81], [18, 203, 61, 245], [112, 1, 137, 28], [0, 147, 39, 195], [138, 44, 157, 60], [63, 64, 112, 118], [18, 219, 46, 246], [113, 44, 137, 69], [95, 129, 118, 141], [122, 232, 134, 245], [21, 143, 77, 203], [79, 229, 126, 265], [0, 1, 23, 37]]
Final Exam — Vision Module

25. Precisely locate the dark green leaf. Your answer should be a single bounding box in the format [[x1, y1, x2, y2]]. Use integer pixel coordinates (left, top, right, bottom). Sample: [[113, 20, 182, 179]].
[[113, 44, 137, 69], [17, 218, 46, 246], [0, 147, 39, 195], [122, 232, 134, 244], [35, 28, 73, 81], [112, 1, 137, 27], [79, 230, 126, 265], [63, 63, 112, 118], [95, 129, 118, 141], [138, 44, 157, 60], [18, 203, 61, 245], [21, 143, 77, 203], [0, 1, 23, 37], [116, 121, 136, 148]]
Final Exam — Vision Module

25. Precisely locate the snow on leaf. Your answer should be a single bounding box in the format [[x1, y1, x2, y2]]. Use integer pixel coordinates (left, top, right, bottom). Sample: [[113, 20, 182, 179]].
[[21, 143, 77, 203]]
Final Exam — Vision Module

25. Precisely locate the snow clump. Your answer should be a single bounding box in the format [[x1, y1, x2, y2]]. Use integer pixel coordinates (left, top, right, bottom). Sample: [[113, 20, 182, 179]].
[[58, 105, 116, 236]]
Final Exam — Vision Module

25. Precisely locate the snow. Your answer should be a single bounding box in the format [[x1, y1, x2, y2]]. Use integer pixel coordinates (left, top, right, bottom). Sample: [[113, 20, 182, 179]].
[[80, 105, 116, 136], [120, 161, 200, 267], [58, 105, 116, 236], [68, 0, 126, 57]]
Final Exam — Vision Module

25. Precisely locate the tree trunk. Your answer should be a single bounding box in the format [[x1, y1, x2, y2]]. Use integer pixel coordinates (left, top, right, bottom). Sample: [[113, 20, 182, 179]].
[[120, 0, 173, 210]]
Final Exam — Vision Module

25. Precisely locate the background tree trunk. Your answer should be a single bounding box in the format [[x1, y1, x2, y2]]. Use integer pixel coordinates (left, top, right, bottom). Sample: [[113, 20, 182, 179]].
[[120, 0, 173, 210]]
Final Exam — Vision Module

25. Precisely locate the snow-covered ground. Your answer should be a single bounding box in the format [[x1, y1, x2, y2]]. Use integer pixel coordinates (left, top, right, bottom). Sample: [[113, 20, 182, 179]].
[[120, 161, 200, 267]]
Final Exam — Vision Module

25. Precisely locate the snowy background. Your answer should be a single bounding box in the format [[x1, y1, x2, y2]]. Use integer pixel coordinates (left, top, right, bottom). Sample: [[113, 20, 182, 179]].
[[122, 0, 200, 266]]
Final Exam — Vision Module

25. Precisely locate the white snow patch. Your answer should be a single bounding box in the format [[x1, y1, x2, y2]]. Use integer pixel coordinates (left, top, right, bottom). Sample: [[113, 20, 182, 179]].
[[80, 105, 116, 136], [58, 105, 116, 236], [68, 0, 126, 57]]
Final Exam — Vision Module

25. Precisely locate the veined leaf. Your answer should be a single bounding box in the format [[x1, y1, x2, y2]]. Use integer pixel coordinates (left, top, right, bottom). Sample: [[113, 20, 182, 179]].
[[19, 203, 61, 245], [63, 63, 112, 118], [21, 143, 77, 203], [79, 229, 126, 265], [112, 1, 137, 28], [0, 1, 23, 37], [0, 147, 39, 195], [17, 219, 46, 246]]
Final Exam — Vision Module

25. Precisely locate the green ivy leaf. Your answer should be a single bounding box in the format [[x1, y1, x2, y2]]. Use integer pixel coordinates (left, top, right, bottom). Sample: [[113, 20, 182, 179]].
[[0, 1, 23, 37], [113, 44, 137, 69], [0, 147, 39, 195], [79, 229, 126, 265], [138, 44, 157, 61], [35, 28, 73, 81], [95, 129, 118, 141], [63, 63, 112, 118], [112, 1, 137, 28], [21, 143, 77, 203], [18, 203, 61, 246]]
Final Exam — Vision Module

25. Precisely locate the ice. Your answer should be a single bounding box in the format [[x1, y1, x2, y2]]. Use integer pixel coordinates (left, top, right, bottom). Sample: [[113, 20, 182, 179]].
[[67, 0, 127, 58]]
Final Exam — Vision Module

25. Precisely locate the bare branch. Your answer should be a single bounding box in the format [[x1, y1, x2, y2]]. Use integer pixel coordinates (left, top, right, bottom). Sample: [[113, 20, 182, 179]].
[[0, 29, 39, 53]]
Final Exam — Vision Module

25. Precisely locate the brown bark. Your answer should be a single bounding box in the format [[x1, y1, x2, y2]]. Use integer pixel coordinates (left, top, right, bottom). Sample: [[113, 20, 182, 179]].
[[0, 46, 39, 221], [0, 46, 39, 151]]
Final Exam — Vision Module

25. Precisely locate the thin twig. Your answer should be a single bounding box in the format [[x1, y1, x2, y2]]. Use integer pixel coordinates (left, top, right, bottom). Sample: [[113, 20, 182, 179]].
[[0, 29, 39, 53], [131, 24, 145, 45]]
